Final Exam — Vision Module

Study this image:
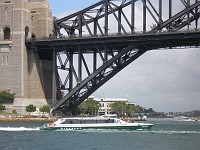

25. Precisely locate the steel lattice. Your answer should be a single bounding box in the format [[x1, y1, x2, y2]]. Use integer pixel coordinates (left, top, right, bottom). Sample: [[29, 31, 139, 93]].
[[26, 0, 200, 114]]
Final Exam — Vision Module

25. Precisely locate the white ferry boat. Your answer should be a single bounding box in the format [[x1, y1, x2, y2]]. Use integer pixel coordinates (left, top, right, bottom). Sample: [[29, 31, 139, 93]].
[[40, 116, 153, 131]]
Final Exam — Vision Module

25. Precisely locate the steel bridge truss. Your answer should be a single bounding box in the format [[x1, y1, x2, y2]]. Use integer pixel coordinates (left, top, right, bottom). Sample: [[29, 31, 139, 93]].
[[54, 0, 200, 37], [54, 45, 146, 114], [51, 0, 200, 114]]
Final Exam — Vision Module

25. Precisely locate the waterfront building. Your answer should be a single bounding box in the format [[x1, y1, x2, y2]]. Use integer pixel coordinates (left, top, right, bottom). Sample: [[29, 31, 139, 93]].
[[93, 97, 129, 115]]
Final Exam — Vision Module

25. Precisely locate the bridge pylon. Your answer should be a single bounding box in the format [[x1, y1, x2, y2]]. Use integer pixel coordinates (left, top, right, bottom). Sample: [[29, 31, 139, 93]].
[[0, 0, 54, 115]]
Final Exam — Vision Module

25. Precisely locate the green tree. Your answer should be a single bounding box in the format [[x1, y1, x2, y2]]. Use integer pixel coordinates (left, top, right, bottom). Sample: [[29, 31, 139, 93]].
[[85, 98, 100, 116], [75, 101, 87, 115], [25, 104, 36, 115], [0, 90, 15, 104], [144, 107, 155, 113], [12, 109, 17, 115], [133, 105, 141, 113], [126, 104, 135, 117], [0, 104, 6, 112], [39, 105, 51, 116], [111, 101, 126, 117]]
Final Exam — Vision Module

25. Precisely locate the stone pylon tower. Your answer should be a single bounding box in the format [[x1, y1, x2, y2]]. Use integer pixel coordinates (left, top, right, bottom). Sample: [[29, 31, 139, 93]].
[[0, 0, 53, 114]]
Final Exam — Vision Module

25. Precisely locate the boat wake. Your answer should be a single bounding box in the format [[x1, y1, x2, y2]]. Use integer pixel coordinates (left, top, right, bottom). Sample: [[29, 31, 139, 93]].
[[0, 127, 40, 131], [1, 127, 199, 135], [151, 130, 200, 135]]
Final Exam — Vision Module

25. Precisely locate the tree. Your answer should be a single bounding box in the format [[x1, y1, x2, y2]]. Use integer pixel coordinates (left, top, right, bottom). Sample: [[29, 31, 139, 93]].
[[126, 104, 135, 117], [39, 105, 51, 116], [75, 101, 87, 115], [0, 104, 6, 112], [0, 90, 15, 104], [25, 104, 36, 115], [85, 98, 100, 116], [12, 109, 17, 115], [111, 101, 126, 117]]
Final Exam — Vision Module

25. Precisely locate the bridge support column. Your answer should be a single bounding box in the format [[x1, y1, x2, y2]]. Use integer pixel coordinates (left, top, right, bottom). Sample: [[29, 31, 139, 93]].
[[169, 0, 172, 19], [143, 0, 146, 33], [159, 0, 162, 24], [78, 49, 82, 83], [131, 0, 135, 34], [118, 8, 122, 34], [105, 1, 108, 35], [52, 47, 57, 105]]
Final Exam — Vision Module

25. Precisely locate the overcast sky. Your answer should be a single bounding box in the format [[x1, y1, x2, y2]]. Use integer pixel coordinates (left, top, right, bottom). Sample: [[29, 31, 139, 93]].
[[49, 0, 200, 112]]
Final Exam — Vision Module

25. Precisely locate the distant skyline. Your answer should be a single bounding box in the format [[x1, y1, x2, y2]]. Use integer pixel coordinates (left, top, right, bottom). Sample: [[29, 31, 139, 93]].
[[48, 0, 200, 112]]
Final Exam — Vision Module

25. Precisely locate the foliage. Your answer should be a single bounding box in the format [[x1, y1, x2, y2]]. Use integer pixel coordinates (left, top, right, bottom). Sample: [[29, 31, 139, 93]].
[[12, 109, 17, 115], [75, 101, 87, 115], [74, 98, 100, 116], [39, 105, 51, 114], [111, 102, 155, 117], [85, 98, 100, 116], [25, 104, 36, 115], [0, 90, 15, 104], [0, 104, 6, 112], [111, 101, 126, 117]]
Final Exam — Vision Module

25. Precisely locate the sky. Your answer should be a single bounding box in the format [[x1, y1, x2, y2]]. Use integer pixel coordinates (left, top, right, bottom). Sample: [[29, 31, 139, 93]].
[[48, 0, 200, 112]]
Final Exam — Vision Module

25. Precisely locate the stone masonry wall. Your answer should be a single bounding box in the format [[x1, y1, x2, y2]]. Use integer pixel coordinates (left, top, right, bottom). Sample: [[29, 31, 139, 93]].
[[0, 0, 53, 115]]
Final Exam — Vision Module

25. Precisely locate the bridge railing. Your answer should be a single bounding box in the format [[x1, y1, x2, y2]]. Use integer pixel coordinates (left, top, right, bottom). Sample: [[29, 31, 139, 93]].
[[32, 28, 200, 42]]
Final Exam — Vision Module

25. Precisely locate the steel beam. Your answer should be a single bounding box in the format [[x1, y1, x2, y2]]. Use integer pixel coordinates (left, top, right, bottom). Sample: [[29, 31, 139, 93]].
[[94, 19, 98, 35], [78, 14, 82, 37], [143, 0, 146, 32], [118, 8, 122, 34], [105, 1, 108, 35], [131, 0, 135, 34], [169, 0, 172, 19], [52, 46, 57, 105], [159, 0, 162, 24], [78, 48, 82, 83], [195, 0, 198, 29], [151, 1, 200, 31]]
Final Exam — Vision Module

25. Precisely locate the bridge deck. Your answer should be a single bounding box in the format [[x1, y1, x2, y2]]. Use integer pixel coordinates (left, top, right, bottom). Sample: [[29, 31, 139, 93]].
[[31, 30, 200, 53]]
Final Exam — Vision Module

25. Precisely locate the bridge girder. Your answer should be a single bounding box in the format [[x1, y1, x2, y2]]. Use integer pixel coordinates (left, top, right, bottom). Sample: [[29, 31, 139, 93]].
[[35, 31, 200, 114], [29, 0, 200, 114]]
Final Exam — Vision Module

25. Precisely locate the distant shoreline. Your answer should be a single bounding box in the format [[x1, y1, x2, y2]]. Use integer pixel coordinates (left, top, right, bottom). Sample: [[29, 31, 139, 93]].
[[0, 117, 57, 123], [0, 116, 148, 123]]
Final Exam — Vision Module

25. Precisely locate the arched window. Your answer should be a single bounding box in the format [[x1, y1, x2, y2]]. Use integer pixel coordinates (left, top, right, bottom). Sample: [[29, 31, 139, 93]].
[[3, 27, 11, 40]]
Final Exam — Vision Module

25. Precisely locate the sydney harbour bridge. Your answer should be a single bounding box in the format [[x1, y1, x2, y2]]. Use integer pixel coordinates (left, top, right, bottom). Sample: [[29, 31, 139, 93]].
[[27, 0, 200, 114]]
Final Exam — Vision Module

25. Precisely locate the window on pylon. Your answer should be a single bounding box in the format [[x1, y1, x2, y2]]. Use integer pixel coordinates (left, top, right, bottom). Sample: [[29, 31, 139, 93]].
[[3, 27, 11, 40]]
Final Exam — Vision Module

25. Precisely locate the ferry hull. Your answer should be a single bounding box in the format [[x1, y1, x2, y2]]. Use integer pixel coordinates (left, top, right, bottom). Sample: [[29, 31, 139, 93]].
[[40, 125, 153, 131]]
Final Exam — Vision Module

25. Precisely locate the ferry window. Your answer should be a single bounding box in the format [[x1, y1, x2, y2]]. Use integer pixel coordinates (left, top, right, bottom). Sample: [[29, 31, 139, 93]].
[[108, 119, 114, 123], [3, 27, 11, 40]]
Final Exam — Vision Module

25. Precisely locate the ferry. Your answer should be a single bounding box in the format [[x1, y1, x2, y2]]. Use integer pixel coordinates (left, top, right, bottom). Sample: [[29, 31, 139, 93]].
[[40, 116, 153, 131]]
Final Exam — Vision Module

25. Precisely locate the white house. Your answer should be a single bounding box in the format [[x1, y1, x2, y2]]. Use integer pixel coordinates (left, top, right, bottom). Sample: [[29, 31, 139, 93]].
[[93, 97, 128, 115]]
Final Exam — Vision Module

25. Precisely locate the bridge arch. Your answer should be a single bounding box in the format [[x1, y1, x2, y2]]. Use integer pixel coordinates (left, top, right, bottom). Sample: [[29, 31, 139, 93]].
[[29, 0, 200, 115]]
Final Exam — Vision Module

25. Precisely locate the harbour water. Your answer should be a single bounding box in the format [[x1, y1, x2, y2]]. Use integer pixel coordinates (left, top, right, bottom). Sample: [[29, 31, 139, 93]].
[[0, 118, 200, 150]]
